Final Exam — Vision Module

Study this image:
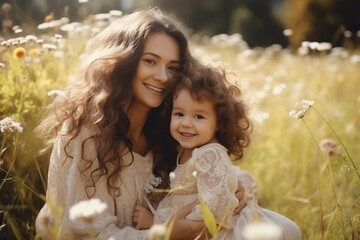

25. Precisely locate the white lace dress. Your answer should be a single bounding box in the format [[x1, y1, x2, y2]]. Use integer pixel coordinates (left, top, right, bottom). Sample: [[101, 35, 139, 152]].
[[36, 125, 152, 239], [153, 143, 301, 240]]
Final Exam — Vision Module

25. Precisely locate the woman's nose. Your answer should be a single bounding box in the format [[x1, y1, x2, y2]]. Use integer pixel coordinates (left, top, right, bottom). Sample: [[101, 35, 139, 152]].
[[154, 65, 168, 82]]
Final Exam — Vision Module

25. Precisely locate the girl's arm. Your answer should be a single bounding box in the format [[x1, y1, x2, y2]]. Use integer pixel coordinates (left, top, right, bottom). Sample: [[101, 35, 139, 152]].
[[186, 146, 240, 229]]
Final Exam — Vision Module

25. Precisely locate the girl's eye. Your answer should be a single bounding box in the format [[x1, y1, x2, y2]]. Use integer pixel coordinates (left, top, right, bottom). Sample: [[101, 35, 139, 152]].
[[195, 115, 205, 119], [173, 112, 183, 117]]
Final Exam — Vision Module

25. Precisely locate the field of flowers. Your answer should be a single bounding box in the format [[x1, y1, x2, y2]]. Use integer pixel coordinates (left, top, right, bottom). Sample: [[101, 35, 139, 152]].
[[0, 9, 359, 240]]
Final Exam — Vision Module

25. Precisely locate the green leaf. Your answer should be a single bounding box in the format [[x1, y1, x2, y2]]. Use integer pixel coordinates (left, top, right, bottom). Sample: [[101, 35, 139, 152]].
[[199, 198, 218, 237]]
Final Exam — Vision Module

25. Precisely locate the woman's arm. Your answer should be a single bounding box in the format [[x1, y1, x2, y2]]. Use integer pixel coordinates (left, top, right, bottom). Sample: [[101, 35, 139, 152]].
[[168, 202, 208, 240], [233, 167, 259, 206], [234, 181, 248, 214]]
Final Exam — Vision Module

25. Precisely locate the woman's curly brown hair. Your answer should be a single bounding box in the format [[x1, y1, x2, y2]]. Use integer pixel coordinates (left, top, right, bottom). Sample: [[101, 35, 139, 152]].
[[35, 8, 197, 197]]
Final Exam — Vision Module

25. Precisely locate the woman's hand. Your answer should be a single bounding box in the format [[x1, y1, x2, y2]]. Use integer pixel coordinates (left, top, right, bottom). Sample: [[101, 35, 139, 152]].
[[233, 181, 247, 215], [166, 201, 209, 240], [132, 203, 154, 230]]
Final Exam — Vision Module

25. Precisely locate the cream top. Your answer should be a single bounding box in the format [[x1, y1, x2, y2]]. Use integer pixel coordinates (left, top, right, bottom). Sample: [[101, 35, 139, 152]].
[[37, 125, 152, 239]]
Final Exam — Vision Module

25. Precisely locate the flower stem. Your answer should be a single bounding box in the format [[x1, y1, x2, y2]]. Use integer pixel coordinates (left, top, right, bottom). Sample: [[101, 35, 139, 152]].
[[313, 107, 360, 180], [301, 119, 325, 235]]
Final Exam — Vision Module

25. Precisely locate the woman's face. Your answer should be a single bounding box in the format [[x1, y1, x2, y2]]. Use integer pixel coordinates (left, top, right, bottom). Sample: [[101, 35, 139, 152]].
[[132, 32, 181, 109]]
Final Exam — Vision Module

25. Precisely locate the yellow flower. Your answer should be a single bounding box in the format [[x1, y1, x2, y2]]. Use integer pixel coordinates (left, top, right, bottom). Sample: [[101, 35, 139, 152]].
[[45, 12, 54, 22], [29, 48, 40, 56], [13, 47, 26, 59]]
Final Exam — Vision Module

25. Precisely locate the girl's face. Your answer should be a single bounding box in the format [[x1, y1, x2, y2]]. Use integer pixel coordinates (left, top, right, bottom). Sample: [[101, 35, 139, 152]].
[[132, 32, 181, 109], [170, 89, 218, 150]]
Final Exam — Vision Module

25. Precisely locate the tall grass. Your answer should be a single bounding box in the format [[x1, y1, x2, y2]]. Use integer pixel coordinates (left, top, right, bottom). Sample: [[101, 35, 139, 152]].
[[191, 34, 360, 239], [0, 13, 359, 240]]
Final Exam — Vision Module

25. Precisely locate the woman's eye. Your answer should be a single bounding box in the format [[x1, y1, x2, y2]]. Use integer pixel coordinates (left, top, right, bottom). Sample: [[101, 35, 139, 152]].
[[195, 115, 205, 119], [168, 65, 180, 73], [144, 59, 156, 65]]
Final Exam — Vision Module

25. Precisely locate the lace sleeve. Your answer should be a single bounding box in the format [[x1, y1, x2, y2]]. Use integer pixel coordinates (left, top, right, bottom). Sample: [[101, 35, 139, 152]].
[[41, 126, 150, 240], [187, 146, 239, 229]]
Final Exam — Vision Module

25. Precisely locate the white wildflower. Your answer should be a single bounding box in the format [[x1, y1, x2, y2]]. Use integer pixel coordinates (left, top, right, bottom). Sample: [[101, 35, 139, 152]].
[[48, 89, 65, 98], [14, 28, 23, 34], [309, 42, 320, 50], [289, 99, 314, 119], [149, 224, 167, 240], [297, 46, 309, 56], [350, 55, 360, 64], [69, 198, 107, 222], [319, 138, 339, 156], [25, 35, 38, 42], [317, 42, 332, 51], [339, 165, 352, 176], [42, 43, 57, 51], [0, 117, 23, 134], [243, 222, 282, 240], [169, 172, 176, 180], [12, 25, 20, 31], [54, 34, 63, 40], [343, 30, 352, 38], [272, 83, 286, 95], [144, 175, 162, 194], [94, 13, 112, 21], [109, 10, 123, 17], [253, 110, 269, 124], [301, 41, 311, 48], [283, 29, 293, 37]]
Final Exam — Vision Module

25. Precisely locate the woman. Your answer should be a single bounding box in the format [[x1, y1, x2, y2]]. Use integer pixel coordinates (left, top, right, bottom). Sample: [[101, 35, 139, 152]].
[[35, 8, 249, 240]]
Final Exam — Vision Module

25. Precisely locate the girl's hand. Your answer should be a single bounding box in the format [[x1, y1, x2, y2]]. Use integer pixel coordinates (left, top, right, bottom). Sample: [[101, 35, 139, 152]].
[[132, 202, 154, 229], [233, 181, 247, 215]]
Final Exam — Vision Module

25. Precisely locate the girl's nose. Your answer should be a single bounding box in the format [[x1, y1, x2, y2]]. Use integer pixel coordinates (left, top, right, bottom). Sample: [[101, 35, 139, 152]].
[[154, 65, 168, 82], [180, 116, 192, 127]]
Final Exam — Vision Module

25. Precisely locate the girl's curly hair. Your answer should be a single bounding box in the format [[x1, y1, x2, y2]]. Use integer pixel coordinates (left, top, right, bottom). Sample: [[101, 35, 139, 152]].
[[167, 65, 252, 160]]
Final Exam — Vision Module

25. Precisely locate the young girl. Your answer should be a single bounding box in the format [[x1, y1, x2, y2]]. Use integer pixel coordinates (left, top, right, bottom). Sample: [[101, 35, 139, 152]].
[[133, 65, 301, 239]]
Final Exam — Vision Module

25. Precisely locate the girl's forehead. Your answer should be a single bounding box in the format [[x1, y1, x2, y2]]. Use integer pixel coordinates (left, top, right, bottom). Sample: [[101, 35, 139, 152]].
[[174, 88, 213, 103]]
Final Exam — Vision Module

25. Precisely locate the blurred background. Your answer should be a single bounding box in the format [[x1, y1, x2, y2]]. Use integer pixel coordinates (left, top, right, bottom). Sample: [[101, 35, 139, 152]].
[[1, 1, 360, 239], [1, 0, 359, 49]]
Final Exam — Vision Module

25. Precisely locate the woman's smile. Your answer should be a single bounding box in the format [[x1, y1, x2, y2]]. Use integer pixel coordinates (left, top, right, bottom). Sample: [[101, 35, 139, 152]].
[[143, 83, 165, 94]]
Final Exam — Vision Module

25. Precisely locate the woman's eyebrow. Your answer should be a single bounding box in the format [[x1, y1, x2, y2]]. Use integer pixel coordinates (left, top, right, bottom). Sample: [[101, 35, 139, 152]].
[[143, 52, 160, 58], [142, 52, 181, 64]]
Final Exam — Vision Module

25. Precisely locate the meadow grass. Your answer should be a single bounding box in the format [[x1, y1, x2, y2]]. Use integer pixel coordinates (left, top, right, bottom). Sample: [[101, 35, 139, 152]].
[[0, 15, 359, 240], [191, 35, 360, 239]]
